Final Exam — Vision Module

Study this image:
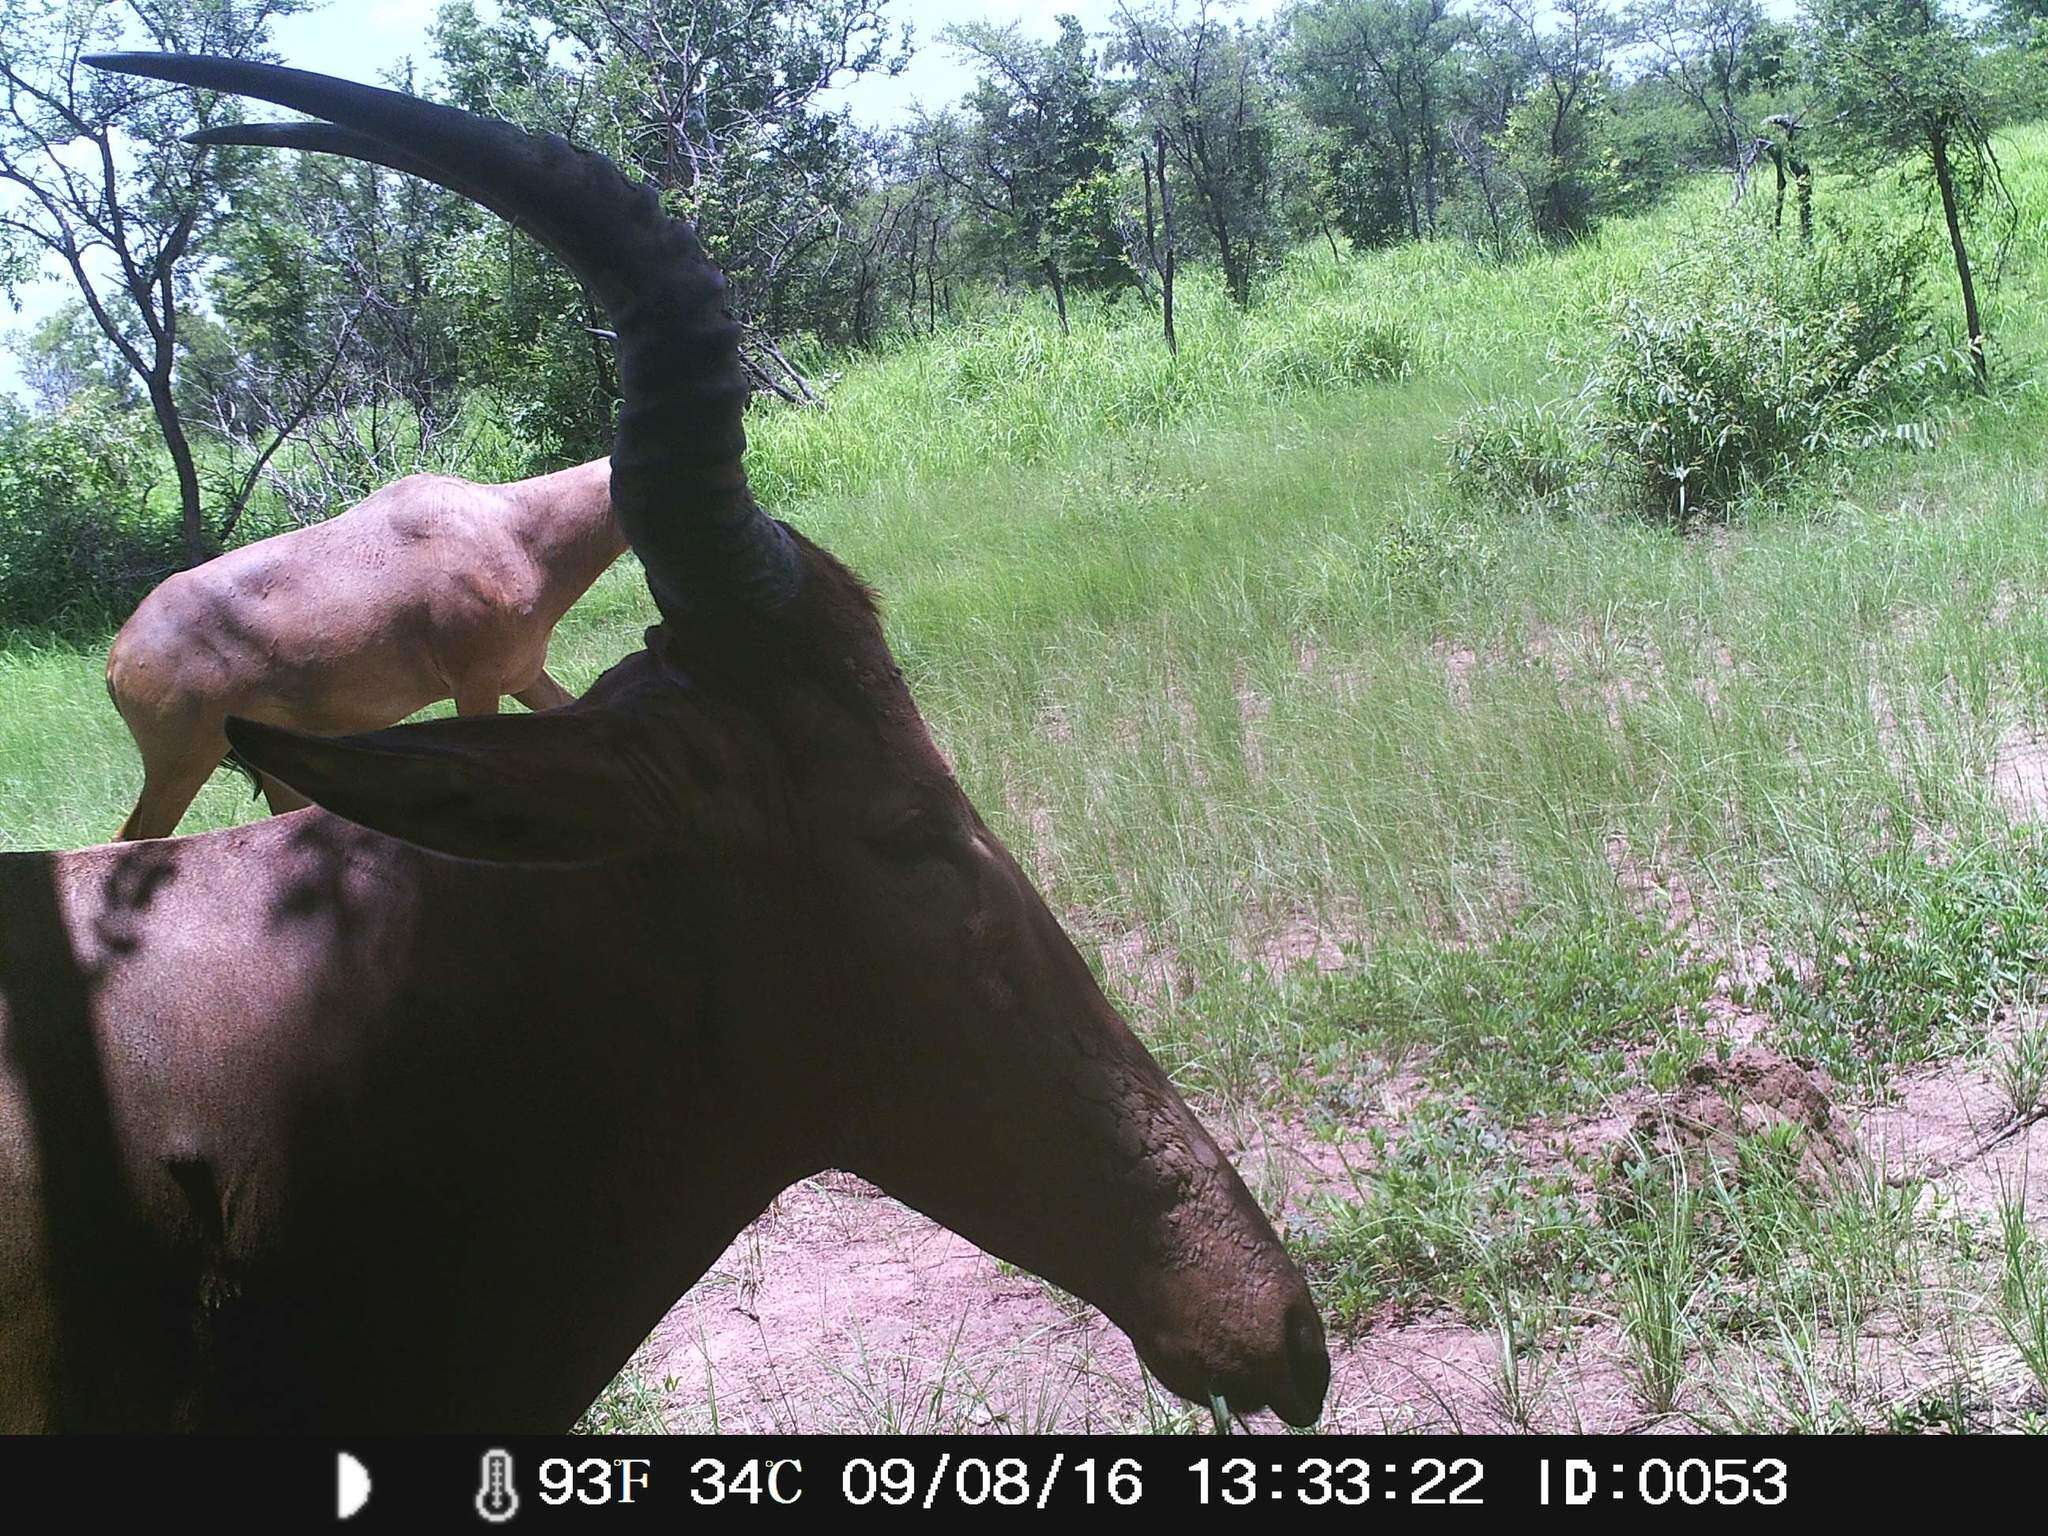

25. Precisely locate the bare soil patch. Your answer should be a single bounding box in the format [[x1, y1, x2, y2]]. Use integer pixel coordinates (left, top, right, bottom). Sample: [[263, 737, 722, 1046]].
[[1859, 1013, 2048, 1216], [645, 1168, 1660, 1435], [1991, 725, 2048, 822], [1607, 1048, 1855, 1190], [635, 1025, 2045, 1436]]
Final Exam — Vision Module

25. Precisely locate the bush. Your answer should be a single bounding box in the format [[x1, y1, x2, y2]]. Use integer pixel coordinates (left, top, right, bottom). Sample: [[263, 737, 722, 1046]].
[[1590, 214, 1933, 521], [1501, 90, 1621, 242], [1444, 397, 1597, 511], [435, 227, 616, 464], [1446, 212, 1939, 523], [0, 394, 180, 632]]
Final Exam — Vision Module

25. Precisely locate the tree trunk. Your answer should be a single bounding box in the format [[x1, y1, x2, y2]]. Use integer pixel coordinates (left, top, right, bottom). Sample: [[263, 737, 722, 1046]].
[[1398, 136, 1419, 241], [1214, 218, 1248, 310], [903, 221, 919, 333], [1929, 118, 1987, 392], [1421, 95, 1441, 237], [1155, 128, 1177, 358], [147, 376, 208, 567], [1045, 262, 1070, 337]]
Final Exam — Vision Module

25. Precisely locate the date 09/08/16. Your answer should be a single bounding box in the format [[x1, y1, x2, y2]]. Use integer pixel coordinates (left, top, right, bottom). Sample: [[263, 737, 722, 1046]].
[[524, 1452, 1789, 1510]]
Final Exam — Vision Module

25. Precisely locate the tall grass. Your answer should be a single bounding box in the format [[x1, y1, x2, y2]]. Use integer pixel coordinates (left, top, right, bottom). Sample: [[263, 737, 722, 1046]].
[[745, 264, 1419, 512], [11, 125, 2048, 1436], [12, 130, 2048, 992]]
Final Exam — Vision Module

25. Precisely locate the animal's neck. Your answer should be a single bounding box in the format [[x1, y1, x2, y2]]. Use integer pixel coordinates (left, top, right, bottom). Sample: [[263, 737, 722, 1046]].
[[352, 850, 825, 1426], [27, 831, 824, 1429], [505, 459, 630, 618]]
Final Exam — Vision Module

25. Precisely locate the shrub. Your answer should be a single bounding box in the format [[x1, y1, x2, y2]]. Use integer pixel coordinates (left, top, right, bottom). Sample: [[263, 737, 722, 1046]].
[[1445, 213, 1939, 523], [421, 388, 555, 485], [0, 394, 179, 632], [1444, 397, 1597, 511], [1500, 89, 1621, 242], [1589, 215, 1933, 521]]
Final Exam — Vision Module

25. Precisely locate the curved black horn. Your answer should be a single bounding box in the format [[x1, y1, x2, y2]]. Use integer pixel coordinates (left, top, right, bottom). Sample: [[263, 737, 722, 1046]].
[[90, 53, 801, 616], [186, 122, 513, 218]]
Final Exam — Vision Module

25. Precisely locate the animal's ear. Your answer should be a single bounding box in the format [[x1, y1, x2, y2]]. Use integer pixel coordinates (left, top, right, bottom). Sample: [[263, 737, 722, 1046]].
[[225, 711, 678, 864]]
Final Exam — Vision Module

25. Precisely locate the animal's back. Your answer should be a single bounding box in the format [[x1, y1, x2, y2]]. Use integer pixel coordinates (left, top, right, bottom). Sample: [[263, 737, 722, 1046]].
[[105, 473, 536, 737], [0, 843, 206, 1428]]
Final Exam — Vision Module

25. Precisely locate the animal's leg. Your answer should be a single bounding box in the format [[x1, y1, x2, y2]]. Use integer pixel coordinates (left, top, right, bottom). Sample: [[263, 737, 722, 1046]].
[[454, 692, 501, 718], [512, 669, 576, 712], [260, 776, 312, 816], [117, 733, 225, 842]]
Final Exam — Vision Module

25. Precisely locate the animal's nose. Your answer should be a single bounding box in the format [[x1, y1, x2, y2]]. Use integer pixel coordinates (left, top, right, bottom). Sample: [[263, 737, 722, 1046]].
[[1276, 1297, 1330, 1426]]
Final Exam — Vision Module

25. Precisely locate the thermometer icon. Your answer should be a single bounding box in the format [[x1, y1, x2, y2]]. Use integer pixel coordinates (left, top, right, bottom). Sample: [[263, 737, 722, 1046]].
[[475, 1448, 519, 1523]]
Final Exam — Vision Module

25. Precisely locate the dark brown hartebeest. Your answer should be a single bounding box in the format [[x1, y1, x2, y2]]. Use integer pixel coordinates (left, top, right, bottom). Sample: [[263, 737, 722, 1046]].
[[108, 457, 622, 841], [0, 56, 1329, 1432]]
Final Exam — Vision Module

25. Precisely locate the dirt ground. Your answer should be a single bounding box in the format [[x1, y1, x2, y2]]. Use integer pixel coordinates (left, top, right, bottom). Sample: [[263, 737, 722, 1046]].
[[635, 1032, 2048, 1435]]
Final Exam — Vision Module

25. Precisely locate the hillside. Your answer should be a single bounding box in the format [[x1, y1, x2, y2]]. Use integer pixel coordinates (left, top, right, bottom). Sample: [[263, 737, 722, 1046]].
[[9, 131, 2048, 1431]]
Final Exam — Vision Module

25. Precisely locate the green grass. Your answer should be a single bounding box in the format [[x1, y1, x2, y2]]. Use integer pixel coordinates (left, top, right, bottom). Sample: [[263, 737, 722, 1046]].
[[11, 127, 2048, 1432], [1294, 1103, 1597, 1330], [1758, 840, 2048, 1092], [573, 1359, 678, 1435], [1996, 1191, 2048, 1403]]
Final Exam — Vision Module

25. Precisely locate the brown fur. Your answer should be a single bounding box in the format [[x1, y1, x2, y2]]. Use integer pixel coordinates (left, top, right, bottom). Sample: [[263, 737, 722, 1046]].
[[0, 535, 1330, 1430], [0, 53, 1331, 1434], [105, 459, 624, 839]]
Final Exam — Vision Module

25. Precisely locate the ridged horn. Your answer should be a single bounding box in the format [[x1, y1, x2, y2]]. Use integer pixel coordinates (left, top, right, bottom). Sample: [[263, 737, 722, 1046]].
[[185, 122, 510, 219], [89, 53, 801, 616]]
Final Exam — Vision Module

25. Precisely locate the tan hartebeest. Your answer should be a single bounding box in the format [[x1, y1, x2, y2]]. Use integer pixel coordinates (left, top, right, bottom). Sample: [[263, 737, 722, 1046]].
[[0, 56, 1330, 1433], [106, 457, 624, 840]]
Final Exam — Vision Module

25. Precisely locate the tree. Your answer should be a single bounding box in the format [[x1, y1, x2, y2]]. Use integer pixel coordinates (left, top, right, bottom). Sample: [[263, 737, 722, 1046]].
[[194, 133, 466, 528], [830, 166, 943, 348], [1109, 0, 1279, 309], [1488, 0, 1622, 241], [11, 299, 140, 411], [1287, 0, 1467, 244], [921, 16, 1125, 333], [0, 0, 309, 566], [1805, 0, 2004, 388], [1442, 16, 1533, 249], [431, 0, 907, 391], [1992, 0, 2048, 36], [1142, 124, 1178, 351], [1628, 0, 1765, 185]]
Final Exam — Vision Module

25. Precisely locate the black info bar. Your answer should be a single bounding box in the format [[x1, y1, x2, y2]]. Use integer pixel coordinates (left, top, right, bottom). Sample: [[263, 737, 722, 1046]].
[[0, 1435, 2008, 1523]]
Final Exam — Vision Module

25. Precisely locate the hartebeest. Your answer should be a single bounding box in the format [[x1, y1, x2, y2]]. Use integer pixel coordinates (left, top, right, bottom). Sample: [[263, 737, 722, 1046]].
[[0, 56, 1330, 1432], [106, 456, 624, 840]]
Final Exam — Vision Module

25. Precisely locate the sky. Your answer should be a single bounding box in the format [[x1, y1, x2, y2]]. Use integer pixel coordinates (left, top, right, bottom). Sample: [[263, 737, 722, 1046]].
[[265, 1, 1287, 128], [7, 0, 1285, 399]]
